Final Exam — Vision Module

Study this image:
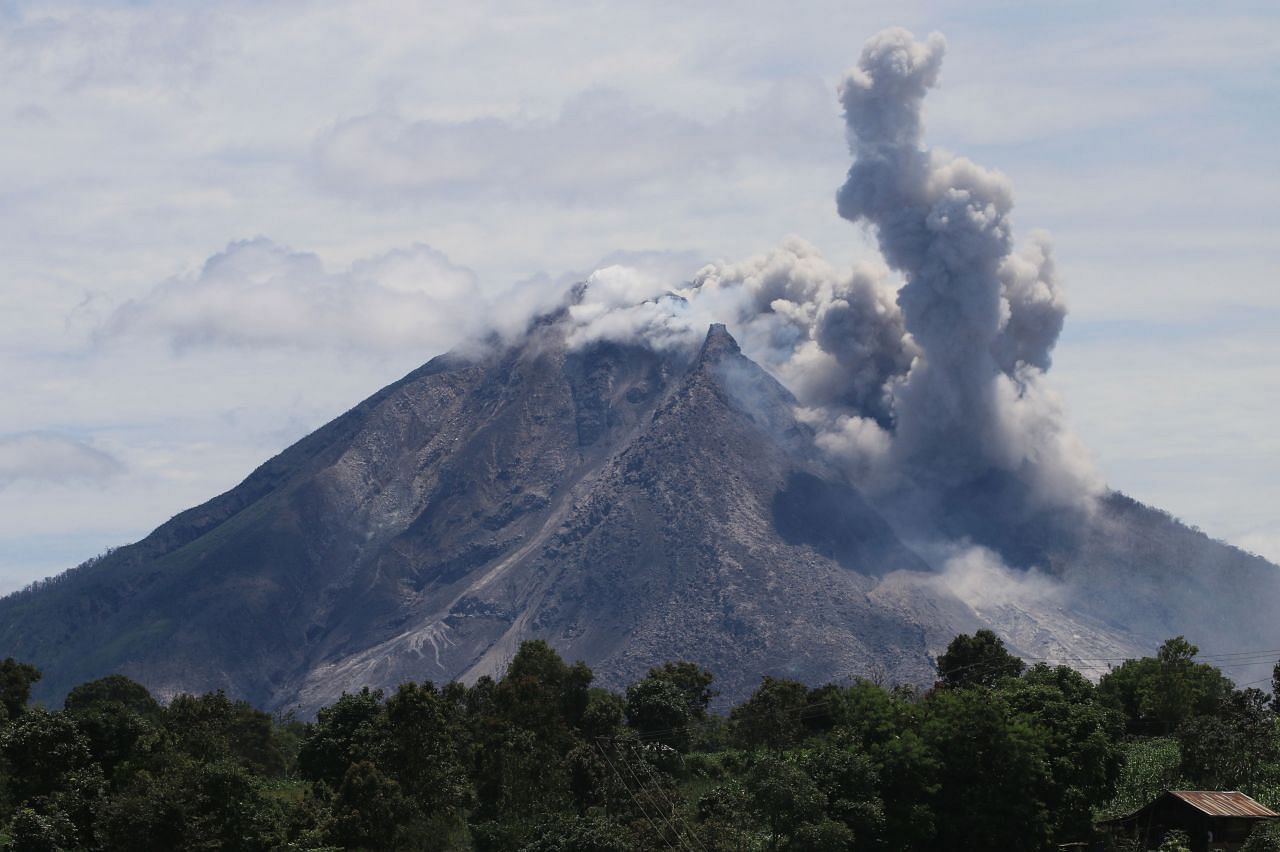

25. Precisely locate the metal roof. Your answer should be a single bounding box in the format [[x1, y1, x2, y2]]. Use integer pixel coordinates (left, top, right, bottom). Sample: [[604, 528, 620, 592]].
[[1168, 791, 1280, 818]]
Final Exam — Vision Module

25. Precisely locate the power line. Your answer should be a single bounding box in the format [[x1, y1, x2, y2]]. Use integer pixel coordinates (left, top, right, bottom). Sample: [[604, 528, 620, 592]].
[[609, 741, 700, 852], [594, 739, 682, 852], [626, 742, 711, 852]]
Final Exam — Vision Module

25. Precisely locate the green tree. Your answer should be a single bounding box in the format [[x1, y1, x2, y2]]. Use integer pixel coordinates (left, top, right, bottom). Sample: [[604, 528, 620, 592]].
[[96, 756, 286, 852], [0, 709, 98, 806], [744, 755, 826, 851], [64, 675, 160, 720], [0, 660, 41, 720], [936, 630, 1025, 690], [1099, 737, 1184, 820], [644, 662, 717, 719], [580, 689, 625, 740], [921, 688, 1053, 852], [564, 741, 610, 811], [801, 736, 884, 845], [1243, 821, 1280, 852], [624, 677, 692, 752], [1146, 638, 1233, 729], [999, 664, 1123, 843], [519, 813, 637, 852], [789, 818, 856, 851], [5, 805, 78, 852], [0, 709, 103, 846], [165, 691, 287, 777], [497, 641, 594, 737], [297, 688, 387, 790], [382, 680, 473, 821], [694, 780, 759, 851], [798, 684, 845, 736], [1177, 687, 1279, 790], [327, 760, 409, 851], [63, 675, 162, 783], [827, 680, 937, 851], [873, 727, 937, 851], [730, 677, 810, 752], [1271, 660, 1280, 715], [1097, 637, 1233, 735], [471, 642, 595, 842]]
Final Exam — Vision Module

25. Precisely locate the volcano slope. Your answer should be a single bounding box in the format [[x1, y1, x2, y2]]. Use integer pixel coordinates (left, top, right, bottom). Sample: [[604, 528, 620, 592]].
[[2, 322, 1278, 714]]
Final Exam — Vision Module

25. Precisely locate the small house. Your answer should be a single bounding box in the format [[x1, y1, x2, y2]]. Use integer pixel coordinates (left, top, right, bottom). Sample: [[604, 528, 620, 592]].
[[1099, 790, 1280, 851]]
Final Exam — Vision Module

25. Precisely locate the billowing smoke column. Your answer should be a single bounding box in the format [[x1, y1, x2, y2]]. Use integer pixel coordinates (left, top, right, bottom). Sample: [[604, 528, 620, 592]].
[[691, 240, 916, 430], [832, 28, 1092, 502], [564, 27, 1098, 506]]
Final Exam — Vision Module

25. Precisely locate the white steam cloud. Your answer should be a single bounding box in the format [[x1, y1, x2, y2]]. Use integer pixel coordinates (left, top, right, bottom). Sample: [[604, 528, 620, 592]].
[[562, 27, 1099, 508], [567, 238, 916, 430], [101, 238, 487, 354]]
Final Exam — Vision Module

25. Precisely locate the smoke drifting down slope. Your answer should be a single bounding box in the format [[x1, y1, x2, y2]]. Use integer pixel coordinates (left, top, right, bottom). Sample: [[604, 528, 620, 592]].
[[562, 28, 1097, 512]]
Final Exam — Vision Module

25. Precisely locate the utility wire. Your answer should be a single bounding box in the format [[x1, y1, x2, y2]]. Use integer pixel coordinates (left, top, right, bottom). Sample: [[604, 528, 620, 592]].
[[595, 739, 681, 852], [625, 742, 711, 852], [608, 740, 699, 852]]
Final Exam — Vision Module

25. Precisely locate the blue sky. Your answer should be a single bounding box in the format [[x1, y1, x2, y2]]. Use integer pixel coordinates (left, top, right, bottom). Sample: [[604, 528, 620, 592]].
[[1, 0, 1277, 592]]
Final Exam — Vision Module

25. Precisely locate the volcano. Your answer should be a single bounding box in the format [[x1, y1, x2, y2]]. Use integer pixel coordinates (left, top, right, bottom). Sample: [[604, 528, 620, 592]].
[[3, 318, 1278, 715], [6, 27, 1279, 714]]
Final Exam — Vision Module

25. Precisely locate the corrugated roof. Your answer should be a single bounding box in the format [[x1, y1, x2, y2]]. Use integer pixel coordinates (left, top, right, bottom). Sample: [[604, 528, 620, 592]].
[[1168, 791, 1280, 818]]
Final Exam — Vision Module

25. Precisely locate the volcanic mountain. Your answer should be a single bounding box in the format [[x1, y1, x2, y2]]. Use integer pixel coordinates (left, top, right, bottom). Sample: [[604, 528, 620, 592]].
[[8, 27, 1280, 714], [3, 319, 1279, 715]]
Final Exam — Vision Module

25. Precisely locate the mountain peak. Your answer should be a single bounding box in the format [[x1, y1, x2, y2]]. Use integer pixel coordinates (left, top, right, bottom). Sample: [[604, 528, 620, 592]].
[[698, 322, 741, 364]]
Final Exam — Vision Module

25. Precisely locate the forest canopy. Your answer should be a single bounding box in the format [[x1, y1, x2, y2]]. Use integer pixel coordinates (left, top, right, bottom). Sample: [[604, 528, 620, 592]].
[[2, 633, 1280, 851]]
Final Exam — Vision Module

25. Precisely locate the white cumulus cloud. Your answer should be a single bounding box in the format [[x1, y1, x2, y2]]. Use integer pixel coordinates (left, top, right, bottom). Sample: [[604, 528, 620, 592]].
[[100, 238, 489, 353]]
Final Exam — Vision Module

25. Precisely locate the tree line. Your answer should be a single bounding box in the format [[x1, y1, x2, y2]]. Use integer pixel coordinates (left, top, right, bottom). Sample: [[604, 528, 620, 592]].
[[3, 632, 1280, 851]]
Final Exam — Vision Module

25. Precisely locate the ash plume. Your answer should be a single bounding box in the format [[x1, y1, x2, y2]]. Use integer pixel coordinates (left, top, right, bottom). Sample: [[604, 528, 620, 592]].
[[566, 238, 917, 427], [557, 27, 1098, 508], [836, 28, 1093, 504]]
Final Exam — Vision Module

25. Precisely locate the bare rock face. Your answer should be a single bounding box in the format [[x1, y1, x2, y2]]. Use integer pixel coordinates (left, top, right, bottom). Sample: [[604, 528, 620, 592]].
[[3, 322, 1279, 714]]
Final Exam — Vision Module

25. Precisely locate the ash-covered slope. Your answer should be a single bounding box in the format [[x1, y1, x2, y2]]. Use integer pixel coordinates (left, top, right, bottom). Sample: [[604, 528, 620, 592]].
[[0, 323, 928, 713], [290, 324, 933, 711], [3, 320, 1279, 713]]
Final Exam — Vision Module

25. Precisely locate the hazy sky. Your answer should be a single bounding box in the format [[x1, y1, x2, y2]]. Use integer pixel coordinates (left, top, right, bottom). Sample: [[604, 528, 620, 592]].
[[2, 0, 1277, 593]]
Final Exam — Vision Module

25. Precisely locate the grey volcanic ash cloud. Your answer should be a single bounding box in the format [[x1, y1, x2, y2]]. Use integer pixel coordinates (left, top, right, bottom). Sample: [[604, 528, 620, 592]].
[[835, 28, 1092, 505], [563, 27, 1097, 508]]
